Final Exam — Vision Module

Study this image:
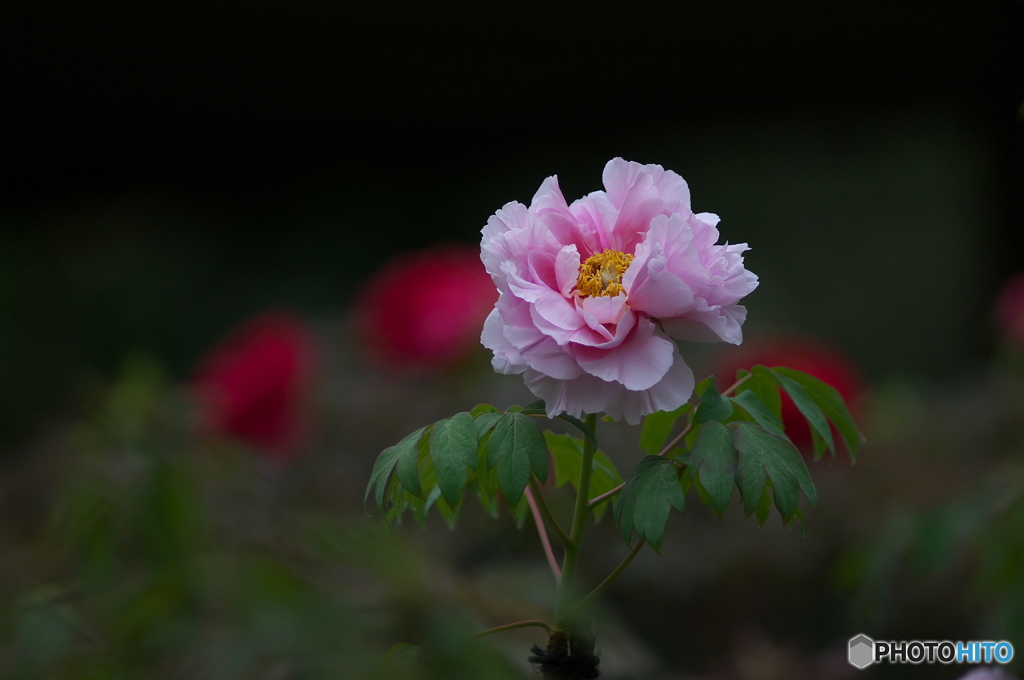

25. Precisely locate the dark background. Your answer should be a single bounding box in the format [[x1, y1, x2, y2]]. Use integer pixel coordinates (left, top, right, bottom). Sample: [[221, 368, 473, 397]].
[[2, 0, 1023, 447]]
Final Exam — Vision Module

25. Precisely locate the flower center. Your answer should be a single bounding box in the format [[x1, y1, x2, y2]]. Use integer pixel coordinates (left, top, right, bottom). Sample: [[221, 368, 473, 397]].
[[576, 249, 634, 297]]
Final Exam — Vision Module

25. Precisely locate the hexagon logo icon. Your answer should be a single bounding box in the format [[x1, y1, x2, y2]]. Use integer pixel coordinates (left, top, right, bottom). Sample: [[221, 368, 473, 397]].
[[848, 634, 875, 669]]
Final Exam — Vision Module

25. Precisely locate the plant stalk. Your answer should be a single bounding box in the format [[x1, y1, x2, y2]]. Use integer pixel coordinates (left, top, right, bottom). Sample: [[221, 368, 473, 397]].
[[554, 412, 598, 629]]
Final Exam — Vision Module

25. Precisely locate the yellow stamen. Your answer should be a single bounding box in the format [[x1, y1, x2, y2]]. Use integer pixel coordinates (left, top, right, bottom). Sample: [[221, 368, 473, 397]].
[[576, 249, 634, 297]]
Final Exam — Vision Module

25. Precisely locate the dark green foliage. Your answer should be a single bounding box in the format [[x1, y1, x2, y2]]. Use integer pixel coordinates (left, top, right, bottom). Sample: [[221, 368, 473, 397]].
[[688, 422, 736, 518], [771, 366, 863, 460], [639, 401, 690, 455], [486, 412, 548, 508], [366, 405, 551, 524], [614, 456, 685, 553], [431, 413, 478, 507], [546, 433, 623, 521], [732, 422, 816, 524], [694, 377, 734, 425]]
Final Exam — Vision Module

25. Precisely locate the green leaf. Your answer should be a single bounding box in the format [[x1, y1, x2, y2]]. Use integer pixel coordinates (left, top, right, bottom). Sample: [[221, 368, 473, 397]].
[[511, 495, 531, 528], [640, 402, 691, 455], [773, 366, 863, 461], [366, 426, 427, 514], [687, 422, 737, 517], [473, 411, 504, 439], [556, 413, 598, 447], [396, 426, 429, 499], [545, 432, 623, 521], [729, 390, 786, 437], [694, 377, 734, 425], [614, 456, 685, 553], [522, 399, 546, 412], [745, 367, 783, 420], [759, 366, 836, 459], [754, 486, 771, 524], [430, 413, 478, 508], [732, 422, 816, 526], [470, 403, 499, 417], [486, 412, 548, 507]]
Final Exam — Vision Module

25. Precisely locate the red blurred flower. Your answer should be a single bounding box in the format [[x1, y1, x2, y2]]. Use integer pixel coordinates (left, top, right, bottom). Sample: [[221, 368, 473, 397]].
[[355, 244, 497, 369], [191, 312, 316, 461], [994, 272, 1024, 346], [714, 336, 864, 454]]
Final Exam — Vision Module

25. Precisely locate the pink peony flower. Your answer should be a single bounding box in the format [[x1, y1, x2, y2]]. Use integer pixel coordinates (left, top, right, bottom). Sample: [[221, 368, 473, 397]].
[[355, 244, 498, 369], [191, 312, 316, 461], [480, 158, 758, 424]]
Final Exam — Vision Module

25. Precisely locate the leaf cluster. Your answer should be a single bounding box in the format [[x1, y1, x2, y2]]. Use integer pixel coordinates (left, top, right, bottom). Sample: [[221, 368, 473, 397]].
[[365, 404, 620, 527], [366, 366, 863, 556], [617, 366, 863, 550]]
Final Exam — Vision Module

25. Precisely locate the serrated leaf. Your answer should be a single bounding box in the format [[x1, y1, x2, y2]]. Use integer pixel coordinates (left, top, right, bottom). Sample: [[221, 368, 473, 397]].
[[486, 412, 548, 507], [761, 366, 836, 459], [366, 426, 427, 514], [614, 456, 685, 553], [430, 412, 478, 508], [729, 390, 786, 437], [687, 422, 737, 517], [694, 377, 734, 425], [545, 432, 623, 521], [773, 366, 863, 461], [640, 402, 691, 455], [732, 422, 816, 525]]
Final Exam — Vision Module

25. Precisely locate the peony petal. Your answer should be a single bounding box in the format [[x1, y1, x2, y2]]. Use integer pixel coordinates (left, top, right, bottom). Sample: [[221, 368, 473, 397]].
[[573, 318, 675, 391], [554, 245, 581, 297], [524, 369, 621, 421], [499, 298, 584, 380], [662, 304, 747, 344], [617, 348, 695, 424], [481, 307, 527, 374], [623, 237, 697, 319], [531, 176, 580, 246], [568, 191, 617, 255], [577, 294, 628, 326], [571, 300, 635, 347], [503, 262, 584, 332]]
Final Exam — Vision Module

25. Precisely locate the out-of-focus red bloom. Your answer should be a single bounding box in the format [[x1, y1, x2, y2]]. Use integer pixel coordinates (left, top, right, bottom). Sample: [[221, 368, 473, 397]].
[[355, 244, 497, 369], [994, 272, 1024, 346], [714, 336, 864, 454], [191, 312, 316, 461]]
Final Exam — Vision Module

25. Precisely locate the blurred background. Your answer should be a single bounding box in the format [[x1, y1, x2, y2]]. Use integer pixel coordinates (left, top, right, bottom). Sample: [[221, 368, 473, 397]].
[[2, 0, 1023, 678]]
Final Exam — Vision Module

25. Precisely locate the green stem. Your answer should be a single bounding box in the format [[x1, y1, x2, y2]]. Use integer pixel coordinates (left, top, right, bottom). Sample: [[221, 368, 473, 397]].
[[555, 412, 598, 629], [722, 372, 751, 396], [587, 482, 622, 510], [471, 619, 554, 639], [568, 539, 646, 618]]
